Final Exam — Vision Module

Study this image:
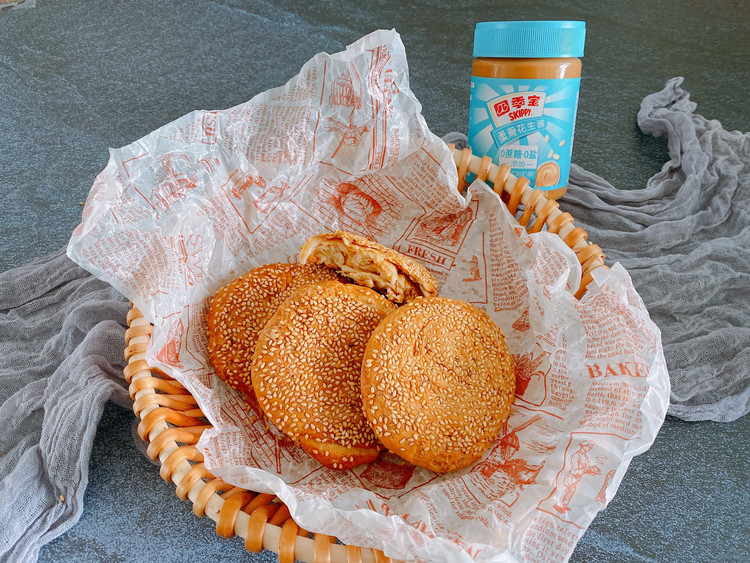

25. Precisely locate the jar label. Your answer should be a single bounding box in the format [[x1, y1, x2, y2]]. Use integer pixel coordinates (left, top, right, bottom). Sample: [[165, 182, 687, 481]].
[[468, 76, 581, 192]]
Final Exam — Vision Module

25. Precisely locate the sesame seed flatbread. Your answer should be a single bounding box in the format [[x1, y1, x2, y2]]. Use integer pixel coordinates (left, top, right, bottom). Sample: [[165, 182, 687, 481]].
[[251, 280, 396, 470], [207, 263, 343, 415], [361, 297, 516, 473]]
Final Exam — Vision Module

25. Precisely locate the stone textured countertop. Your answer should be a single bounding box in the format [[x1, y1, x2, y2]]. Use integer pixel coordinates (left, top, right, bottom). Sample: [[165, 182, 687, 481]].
[[2, 1, 748, 561]]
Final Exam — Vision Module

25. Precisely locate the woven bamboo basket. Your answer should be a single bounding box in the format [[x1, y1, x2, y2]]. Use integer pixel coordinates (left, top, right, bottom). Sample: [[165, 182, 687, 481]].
[[122, 145, 608, 562]]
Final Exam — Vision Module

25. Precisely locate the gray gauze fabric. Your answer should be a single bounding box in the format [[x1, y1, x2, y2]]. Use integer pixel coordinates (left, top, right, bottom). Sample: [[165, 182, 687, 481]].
[[0, 78, 747, 560], [0, 249, 130, 561], [568, 77, 750, 423], [451, 77, 750, 423]]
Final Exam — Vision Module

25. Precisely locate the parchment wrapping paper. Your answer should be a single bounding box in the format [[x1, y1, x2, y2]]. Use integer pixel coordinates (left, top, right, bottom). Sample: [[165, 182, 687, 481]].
[[67, 29, 670, 562]]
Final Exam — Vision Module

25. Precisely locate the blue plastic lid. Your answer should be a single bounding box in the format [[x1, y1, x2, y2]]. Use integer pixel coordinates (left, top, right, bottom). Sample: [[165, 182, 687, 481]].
[[473, 21, 586, 58]]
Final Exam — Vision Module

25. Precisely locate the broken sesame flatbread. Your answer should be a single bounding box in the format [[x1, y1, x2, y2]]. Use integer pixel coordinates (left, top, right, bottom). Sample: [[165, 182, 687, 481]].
[[251, 280, 396, 470], [207, 263, 343, 415], [361, 297, 516, 473], [299, 230, 437, 304]]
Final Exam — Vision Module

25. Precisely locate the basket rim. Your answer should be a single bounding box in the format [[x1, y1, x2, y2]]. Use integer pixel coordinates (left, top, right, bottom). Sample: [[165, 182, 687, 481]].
[[448, 144, 607, 299]]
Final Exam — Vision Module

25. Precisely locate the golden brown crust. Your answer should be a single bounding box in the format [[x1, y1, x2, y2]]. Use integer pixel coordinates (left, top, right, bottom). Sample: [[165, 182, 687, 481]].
[[299, 230, 438, 303], [251, 280, 396, 470], [361, 297, 516, 473], [207, 263, 343, 414]]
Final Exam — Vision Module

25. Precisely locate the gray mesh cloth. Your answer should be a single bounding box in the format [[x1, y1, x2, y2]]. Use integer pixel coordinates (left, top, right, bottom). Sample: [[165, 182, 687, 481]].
[[570, 77, 750, 423], [0, 77, 748, 560], [0, 251, 131, 561]]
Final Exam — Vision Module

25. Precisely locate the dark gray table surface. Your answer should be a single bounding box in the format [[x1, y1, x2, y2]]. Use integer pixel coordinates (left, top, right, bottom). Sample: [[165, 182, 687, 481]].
[[2, 1, 749, 562]]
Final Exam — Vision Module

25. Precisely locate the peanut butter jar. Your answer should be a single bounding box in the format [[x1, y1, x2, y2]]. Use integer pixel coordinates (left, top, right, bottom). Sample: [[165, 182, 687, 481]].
[[468, 21, 586, 200]]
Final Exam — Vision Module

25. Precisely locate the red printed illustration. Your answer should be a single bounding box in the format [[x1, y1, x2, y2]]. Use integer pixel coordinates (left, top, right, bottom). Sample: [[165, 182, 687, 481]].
[[315, 180, 396, 238], [499, 414, 543, 462], [462, 255, 482, 282], [254, 181, 293, 213], [225, 168, 299, 217], [474, 415, 542, 471], [154, 317, 184, 368], [468, 414, 545, 504], [512, 306, 531, 332], [514, 349, 550, 400], [170, 234, 204, 288], [360, 451, 416, 490], [552, 441, 602, 514], [326, 63, 369, 158], [498, 458, 545, 489], [394, 199, 479, 273], [414, 207, 474, 248], [228, 170, 266, 199], [327, 114, 370, 158], [330, 62, 363, 109], [468, 454, 545, 503], [151, 153, 199, 211]]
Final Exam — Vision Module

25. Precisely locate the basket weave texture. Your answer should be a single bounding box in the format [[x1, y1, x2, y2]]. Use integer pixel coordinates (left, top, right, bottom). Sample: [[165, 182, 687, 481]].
[[123, 146, 608, 562]]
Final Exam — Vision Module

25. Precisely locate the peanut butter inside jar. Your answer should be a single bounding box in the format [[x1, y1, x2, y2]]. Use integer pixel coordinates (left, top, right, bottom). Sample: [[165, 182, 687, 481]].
[[468, 21, 586, 200]]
